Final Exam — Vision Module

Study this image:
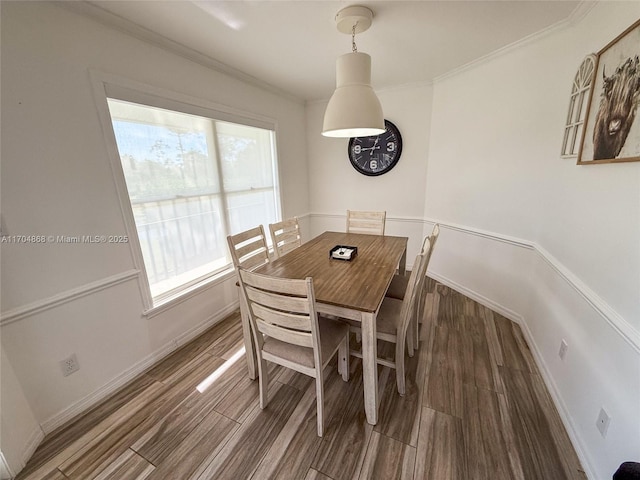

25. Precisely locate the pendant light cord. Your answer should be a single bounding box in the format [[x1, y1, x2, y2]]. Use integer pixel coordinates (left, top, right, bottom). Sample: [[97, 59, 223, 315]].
[[352, 22, 358, 53]]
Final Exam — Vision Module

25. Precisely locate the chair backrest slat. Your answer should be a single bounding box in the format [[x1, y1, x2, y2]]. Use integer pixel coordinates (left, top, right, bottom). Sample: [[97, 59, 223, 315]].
[[346, 210, 386, 235], [227, 225, 270, 270], [245, 286, 311, 317], [255, 319, 314, 348], [269, 217, 302, 258], [239, 269, 320, 352], [240, 249, 271, 271], [250, 302, 312, 332]]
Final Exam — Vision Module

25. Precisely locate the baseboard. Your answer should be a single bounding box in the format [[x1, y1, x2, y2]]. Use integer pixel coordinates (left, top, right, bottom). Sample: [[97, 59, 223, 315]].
[[427, 270, 525, 325], [39, 300, 239, 434]]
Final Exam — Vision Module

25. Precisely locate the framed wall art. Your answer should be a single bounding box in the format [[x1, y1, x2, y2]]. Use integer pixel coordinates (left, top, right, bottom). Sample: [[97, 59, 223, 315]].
[[577, 19, 640, 164]]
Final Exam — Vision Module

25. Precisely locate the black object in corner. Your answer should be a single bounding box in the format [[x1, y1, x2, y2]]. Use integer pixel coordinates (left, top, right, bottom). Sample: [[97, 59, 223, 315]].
[[614, 462, 640, 480]]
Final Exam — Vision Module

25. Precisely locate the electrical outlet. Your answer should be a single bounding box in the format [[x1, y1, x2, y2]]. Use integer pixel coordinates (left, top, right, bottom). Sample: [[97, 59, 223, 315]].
[[60, 353, 79, 377], [559, 339, 568, 360], [596, 407, 611, 438]]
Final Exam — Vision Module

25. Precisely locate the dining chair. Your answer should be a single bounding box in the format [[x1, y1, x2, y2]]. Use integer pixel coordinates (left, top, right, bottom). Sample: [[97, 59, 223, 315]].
[[269, 217, 301, 258], [385, 223, 440, 347], [348, 239, 430, 395], [237, 268, 350, 436], [227, 225, 271, 380], [346, 210, 386, 235]]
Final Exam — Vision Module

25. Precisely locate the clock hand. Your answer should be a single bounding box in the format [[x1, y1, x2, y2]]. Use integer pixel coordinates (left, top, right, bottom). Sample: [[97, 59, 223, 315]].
[[370, 137, 380, 155]]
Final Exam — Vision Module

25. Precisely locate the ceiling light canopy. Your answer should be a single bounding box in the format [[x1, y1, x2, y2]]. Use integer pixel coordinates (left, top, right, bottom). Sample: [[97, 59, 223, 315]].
[[322, 6, 385, 138]]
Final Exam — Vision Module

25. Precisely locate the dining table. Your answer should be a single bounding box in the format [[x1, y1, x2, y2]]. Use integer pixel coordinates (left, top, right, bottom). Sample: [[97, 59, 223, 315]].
[[245, 230, 408, 425]]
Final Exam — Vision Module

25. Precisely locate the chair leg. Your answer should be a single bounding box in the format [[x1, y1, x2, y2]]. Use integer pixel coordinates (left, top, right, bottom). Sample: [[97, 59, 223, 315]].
[[339, 335, 349, 382], [316, 376, 325, 436], [414, 286, 425, 347], [407, 320, 415, 358], [258, 357, 269, 409], [395, 333, 406, 396], [239, 295, 258, 380]]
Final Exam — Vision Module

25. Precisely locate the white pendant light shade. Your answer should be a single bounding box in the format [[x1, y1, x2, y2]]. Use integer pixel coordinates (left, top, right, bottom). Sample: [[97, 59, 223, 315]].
[[322, 52, 385, 138]]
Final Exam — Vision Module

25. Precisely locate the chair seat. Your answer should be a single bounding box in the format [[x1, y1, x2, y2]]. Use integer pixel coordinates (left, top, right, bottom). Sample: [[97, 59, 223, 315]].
[[386, 273, 409, 300], [263, 316, 349, 369], [345, 297, 403, 336]]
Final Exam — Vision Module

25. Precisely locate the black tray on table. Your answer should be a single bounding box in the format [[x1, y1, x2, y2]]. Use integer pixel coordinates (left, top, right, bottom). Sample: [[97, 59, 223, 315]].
[[329, 245, 358, 261]]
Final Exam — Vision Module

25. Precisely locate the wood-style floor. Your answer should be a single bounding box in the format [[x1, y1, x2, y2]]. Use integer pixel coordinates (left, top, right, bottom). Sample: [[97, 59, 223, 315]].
[[17, 278, 586, 480]]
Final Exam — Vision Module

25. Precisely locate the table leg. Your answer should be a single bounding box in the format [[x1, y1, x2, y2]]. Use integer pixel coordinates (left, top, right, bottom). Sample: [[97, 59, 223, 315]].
[[238, 287, 258, 380], [398, 247, 407, 276], [361, 311, 379, 425]]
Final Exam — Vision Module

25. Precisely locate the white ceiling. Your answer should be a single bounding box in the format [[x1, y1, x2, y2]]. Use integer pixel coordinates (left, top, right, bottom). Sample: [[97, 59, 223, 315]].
[[70, 1, 585, 101]]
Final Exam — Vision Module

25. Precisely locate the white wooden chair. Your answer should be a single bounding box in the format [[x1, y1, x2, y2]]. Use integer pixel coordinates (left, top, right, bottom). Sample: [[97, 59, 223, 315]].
[[269, 217, 301, 258], [349, 240, 430, 395], [227, 225, 271, 379], [385, 223, 440, 348], [346, 210, 386, 235], [237, 268, 350, 436]]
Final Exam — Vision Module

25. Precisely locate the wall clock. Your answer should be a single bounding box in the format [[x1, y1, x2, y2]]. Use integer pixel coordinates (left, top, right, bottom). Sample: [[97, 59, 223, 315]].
[[348, 119, 402, 176]]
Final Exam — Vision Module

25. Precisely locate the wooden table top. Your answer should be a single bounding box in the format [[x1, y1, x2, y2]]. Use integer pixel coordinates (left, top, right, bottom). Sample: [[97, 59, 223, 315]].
[[255, 231, 408, 313]]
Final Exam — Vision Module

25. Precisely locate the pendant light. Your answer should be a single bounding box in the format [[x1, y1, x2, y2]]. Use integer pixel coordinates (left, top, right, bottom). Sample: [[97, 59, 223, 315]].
[[322, 6, 385, 138]]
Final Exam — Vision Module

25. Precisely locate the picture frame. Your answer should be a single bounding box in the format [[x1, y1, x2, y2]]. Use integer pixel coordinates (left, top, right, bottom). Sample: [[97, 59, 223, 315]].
[[577, 19, 640, 165]]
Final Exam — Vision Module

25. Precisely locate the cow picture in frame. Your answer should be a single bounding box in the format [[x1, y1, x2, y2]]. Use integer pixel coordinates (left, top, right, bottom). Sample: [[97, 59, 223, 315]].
[[577, 19, 640, 164]]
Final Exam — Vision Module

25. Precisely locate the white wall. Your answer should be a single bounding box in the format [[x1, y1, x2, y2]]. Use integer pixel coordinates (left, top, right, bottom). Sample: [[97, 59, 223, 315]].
[[0, 2, 308, 474], [425, 3, 640, 479]]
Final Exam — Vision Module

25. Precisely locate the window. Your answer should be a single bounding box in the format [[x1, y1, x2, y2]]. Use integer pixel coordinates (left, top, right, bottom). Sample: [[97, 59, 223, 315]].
[[106, 97, 279, 304], [561, 54, 596, 157]]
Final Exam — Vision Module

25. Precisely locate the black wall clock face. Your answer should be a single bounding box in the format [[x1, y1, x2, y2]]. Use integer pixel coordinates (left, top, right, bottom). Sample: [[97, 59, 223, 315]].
[[348, 120, 403, 176]]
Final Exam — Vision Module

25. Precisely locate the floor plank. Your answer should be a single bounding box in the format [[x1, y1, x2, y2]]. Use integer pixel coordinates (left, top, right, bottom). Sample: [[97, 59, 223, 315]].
[[358, 432, 416, 480], [146, 410, 237, 480], [460, 314, 503, 393], [414, 407, 465, 480], [423, 324, 464, 418], [461, 384, 517, 480], [93, 449, 154, 480], [310, 362, 373, 480], [195, 382, 303, 479], [500, 366, 585, 480], [251, 364, 349, 480]]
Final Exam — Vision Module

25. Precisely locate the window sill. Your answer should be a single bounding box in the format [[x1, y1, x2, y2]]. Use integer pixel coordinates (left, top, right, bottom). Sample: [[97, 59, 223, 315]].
[[143, 268, 237, 319]]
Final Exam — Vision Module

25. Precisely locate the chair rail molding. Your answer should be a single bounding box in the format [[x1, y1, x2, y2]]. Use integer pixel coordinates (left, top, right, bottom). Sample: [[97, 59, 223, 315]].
[[534, 244, 640, 354], [0, 269, 140, 327]]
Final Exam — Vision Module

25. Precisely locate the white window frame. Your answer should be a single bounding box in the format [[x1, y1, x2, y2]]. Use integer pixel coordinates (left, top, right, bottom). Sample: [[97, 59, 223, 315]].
[[90, 71, 282, 315]]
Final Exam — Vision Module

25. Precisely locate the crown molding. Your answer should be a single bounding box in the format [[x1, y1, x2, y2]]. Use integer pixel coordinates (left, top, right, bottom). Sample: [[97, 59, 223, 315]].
[[433, 1, 597, 84], [54, 1, 303, 104]]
